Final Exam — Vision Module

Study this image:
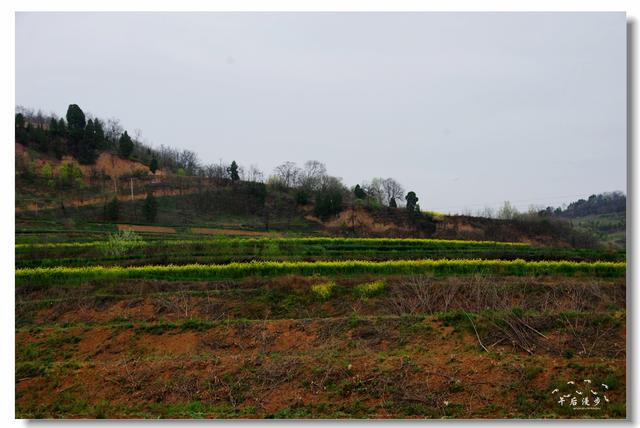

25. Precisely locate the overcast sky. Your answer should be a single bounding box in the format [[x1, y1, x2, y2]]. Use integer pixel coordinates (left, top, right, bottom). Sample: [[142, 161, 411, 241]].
[[15, 12, 626, 213]]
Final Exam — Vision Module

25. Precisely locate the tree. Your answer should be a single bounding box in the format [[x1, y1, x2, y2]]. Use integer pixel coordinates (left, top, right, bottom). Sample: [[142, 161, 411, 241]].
[[497, 201, 518, 220], [76, 119, 98, 164], [15, 113, 25, 128], [66, 104, 87, 161], [313, 176, 346, 220], [382, 178, 405, 207], [57, 160, 84, 188], [299, 160, 327, 191], [227, 160, 240, 182], [119, 131, 134, 158], [93, 118, 105, 149], [246, 164, 264, 183], [273, 161, 301, 188], [65, 104, 86, 132], [104, 196, 120, 221], [354, 184, 367, 200], [389, 197, 397, 208], [362, 178, 385, 205], [57, 118, 67, 136], [142, 192, 158, 222], [149, 158, 158, 174], [405, 191, 419, 213], [48, 117, 58, 136], [178, 150, 200, 175]]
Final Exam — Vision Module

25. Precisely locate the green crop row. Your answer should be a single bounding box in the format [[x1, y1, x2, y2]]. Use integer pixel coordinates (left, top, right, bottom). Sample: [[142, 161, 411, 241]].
[[15, 258, 626, 286], [15, 235, 625, 268], [16, 236, 529, 250]]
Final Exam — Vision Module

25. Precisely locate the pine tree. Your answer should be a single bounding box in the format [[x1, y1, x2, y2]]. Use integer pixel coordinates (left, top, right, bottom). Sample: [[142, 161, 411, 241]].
[[149, 158, 158, 174], [227, 160, 240, 181], [119, 131, 134, 158], [405, 191, 419, 213]]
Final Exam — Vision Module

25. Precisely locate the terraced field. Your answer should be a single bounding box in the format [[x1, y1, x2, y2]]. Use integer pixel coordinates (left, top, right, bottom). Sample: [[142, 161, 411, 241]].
[[15, 233, 626, 418]]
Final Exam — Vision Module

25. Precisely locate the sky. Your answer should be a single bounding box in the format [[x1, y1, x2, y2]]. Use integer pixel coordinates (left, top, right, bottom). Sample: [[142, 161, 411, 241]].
[[15, 12, 627, 214]]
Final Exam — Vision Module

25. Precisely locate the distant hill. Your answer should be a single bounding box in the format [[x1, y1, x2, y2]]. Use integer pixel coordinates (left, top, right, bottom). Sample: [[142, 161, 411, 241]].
[[538, 192, 626, 249]]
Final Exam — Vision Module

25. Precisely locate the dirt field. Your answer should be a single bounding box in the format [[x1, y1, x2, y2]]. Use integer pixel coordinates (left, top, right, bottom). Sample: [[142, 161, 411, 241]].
[[15, 274, 626, 418], [117, 224, 177, 234]]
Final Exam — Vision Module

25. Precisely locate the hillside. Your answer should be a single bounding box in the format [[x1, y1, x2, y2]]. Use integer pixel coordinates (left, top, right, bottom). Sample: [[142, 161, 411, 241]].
[[14, 106, 627, 419], [15, 105, 618, 249]]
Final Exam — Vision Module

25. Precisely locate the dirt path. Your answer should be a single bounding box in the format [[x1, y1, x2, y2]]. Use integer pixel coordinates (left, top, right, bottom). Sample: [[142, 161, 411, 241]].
[[191, 227, 278, 237], [116, 224, 177, 233]]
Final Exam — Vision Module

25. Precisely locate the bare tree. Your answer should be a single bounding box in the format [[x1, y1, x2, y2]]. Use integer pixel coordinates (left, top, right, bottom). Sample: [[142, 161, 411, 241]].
[[382, 178, 405, 207], [299, 160, 327, 191], [362, 178, 385, 205], [105, 118, 124, 144], [273, 161, 301, 188], [497, 201, 518, 220], [246, 164, 264, 183], [177, 150, 200, 176]]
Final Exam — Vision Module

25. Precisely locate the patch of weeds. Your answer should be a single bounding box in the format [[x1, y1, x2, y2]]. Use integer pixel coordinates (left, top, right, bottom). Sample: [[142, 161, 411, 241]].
[[311, 282, 335, 301], [448, 379, 464, 393], [16, 332, 81, 364], [347, 313, 362, 329], [16, 361, 47, 380], [355, 280, 385, 299], [135, 322, 177, 335], [180, 319, 213, 332], [524, 366, 543, 381]]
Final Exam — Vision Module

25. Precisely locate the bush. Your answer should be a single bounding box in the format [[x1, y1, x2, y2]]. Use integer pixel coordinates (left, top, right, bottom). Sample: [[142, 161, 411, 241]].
[[100, 230, 145, 257], [356, 280, 386, 299], [311, 282, 335, 300]]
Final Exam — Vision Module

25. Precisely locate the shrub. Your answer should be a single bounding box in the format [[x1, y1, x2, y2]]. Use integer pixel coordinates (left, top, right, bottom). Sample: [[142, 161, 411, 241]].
[[311, 282, 335, 300], [100, 230, 145, 257], [356, 280, 386, 299]]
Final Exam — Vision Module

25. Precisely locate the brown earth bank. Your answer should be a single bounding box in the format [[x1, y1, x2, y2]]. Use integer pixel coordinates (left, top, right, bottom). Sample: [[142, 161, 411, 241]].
[[16, 275, 625, 327], [15, 317, 626, 418], [16, 275, 626, 418], [16, 143, 165, 179]]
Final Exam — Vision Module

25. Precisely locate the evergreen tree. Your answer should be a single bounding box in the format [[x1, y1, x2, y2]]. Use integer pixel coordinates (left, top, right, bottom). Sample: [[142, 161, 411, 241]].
[[48, 117, 58, 136], [227, 160, 240, 181], [119, 131, 134, 158], [93, 118, 105, 149], [77, 119, 98, 164], [15, 113, 25, 128], [354, 184, 367, 199], [65, 104, 86, 161], [57, 118, 67, 136], [149, 158, 158, 174], [65, 104, 86, 133], [405, 191, 419, 213]]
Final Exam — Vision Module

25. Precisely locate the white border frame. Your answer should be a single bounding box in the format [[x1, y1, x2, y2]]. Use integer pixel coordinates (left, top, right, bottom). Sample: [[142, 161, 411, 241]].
[[2, 2, 637, 427]]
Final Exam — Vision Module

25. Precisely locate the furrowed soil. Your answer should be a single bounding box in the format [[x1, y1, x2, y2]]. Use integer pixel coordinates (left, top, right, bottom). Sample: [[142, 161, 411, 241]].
[[16, 274, 626, 419]]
